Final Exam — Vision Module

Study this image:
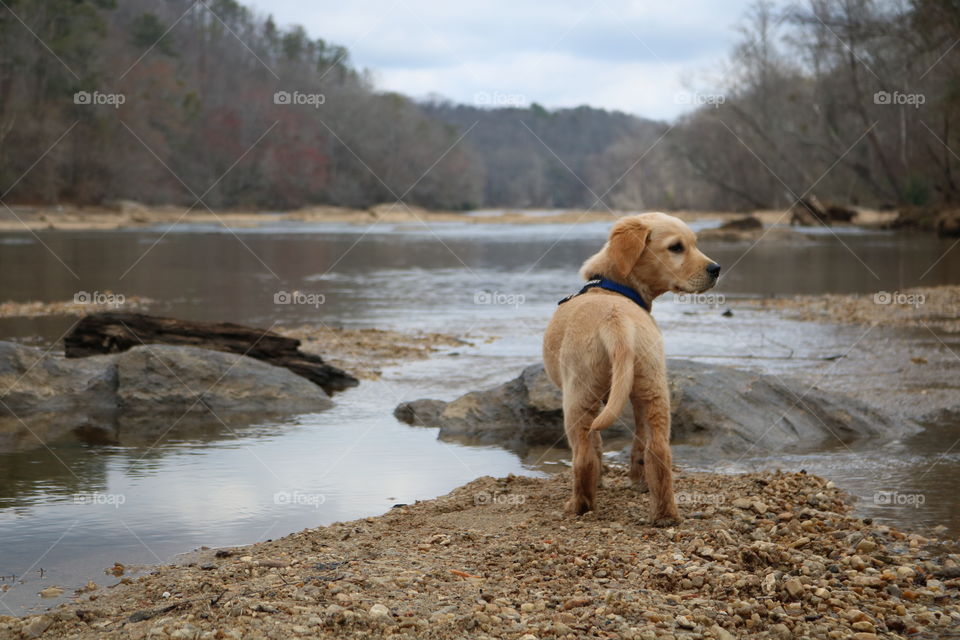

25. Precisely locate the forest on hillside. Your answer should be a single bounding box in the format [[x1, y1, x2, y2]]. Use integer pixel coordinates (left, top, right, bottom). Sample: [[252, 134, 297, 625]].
[[0, 0, 957, 212]]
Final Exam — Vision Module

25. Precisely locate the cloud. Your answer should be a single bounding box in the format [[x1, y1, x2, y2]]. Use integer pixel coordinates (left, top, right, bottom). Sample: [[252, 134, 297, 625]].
[[244, 0, 754, 119]]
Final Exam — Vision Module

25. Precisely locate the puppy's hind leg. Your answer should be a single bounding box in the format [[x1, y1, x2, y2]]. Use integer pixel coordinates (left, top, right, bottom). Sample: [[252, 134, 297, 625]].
[[629, 396, 648, 493], [563, 396, 602, 516], [591, 429, 604, 489], [642, 393, 680, 526]]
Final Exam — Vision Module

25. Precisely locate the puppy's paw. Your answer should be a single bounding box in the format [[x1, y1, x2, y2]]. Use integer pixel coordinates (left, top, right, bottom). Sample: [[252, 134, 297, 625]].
[[650, 514, 682, 527], [630, 479, 649, 493], [564, 497, 593, 516]]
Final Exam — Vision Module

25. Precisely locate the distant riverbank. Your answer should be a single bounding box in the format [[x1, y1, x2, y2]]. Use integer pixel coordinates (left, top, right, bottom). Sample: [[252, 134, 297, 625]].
[[0, 202, 899, 232]]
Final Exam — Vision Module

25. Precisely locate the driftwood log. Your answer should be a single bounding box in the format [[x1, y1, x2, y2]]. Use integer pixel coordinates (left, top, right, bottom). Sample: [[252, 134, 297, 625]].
[[64, 312, 358, 394], [790, 196, 857, 226], [790, 196, 828, 226]]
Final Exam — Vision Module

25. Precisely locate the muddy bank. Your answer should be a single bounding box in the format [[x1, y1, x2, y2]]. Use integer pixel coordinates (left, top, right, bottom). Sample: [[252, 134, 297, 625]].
[[734, 285, 960, 333], [279, 325, 472, 380], [5, 468, 958, 639]]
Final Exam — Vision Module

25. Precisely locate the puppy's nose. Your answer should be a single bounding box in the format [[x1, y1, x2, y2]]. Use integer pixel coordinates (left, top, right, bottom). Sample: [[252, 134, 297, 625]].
[[706, 263, 721, 278]]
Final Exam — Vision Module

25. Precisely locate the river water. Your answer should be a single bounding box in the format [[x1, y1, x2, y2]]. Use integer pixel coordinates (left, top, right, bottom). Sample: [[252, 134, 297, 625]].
[[0, 216, 958, 614]]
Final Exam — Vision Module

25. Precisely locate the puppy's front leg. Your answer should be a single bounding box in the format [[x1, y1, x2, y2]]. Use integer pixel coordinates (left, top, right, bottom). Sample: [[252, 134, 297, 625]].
[[643, 394, 680, 526]]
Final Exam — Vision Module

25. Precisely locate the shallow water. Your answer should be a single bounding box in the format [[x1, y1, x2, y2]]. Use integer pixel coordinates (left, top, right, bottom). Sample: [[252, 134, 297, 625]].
[[0, 218, 958, 614]]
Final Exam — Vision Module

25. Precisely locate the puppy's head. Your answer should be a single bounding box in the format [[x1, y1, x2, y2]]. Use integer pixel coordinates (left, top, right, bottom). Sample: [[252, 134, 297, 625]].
[[580, 212, 720, 299]]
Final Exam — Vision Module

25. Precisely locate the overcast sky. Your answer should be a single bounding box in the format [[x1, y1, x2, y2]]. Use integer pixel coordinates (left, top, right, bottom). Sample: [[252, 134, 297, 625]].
[[244, 0, 756, 121]]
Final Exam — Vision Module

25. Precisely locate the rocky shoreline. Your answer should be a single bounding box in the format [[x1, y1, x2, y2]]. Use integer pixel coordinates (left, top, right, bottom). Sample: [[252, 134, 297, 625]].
[[4, 468, 958, 639]]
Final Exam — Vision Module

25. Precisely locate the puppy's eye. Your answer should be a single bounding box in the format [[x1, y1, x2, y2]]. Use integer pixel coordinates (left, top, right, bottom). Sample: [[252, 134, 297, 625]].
[[668, 242, 684, 253]]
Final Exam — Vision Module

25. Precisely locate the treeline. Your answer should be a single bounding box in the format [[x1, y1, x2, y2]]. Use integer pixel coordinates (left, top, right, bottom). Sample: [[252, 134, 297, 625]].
[[0, 0, 957, 212], [673, 0, 960, 211], [0, 0, 479, 210]]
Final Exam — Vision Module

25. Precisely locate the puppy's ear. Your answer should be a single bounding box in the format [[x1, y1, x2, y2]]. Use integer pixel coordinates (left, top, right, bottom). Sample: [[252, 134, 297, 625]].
[[607, 218, 650, 279]]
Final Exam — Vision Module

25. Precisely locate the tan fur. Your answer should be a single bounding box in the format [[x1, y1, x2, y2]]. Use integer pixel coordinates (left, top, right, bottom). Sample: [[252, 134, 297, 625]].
[[543, 212, 719, 525]]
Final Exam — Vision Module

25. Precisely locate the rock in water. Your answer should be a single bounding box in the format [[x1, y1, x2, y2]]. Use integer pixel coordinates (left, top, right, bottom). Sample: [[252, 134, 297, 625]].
[[0, 341, 331, 452], [395, 360, 912, 456], [116, 344, 331, 414]]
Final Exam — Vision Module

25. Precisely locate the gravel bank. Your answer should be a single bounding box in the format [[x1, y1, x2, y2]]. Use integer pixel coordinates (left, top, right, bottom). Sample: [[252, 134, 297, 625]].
[[6, 468, 958, 639], [735, 285, 960, 333], [278, 325, 471, 380]]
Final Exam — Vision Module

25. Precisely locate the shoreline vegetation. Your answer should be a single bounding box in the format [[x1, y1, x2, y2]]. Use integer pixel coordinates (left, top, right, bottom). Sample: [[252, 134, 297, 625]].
[[0, 203, 903, 232], [3, 468, 958, 639]]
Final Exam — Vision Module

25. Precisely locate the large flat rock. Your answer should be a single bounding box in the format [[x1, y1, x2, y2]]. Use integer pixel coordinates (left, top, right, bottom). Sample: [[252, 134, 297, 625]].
[[0, 341, 331, 452], [395, 360, 914, 455]]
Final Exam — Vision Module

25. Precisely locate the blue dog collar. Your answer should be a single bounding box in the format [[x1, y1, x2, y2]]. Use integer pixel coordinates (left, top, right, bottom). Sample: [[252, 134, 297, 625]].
[[558, 276, 649, 312]]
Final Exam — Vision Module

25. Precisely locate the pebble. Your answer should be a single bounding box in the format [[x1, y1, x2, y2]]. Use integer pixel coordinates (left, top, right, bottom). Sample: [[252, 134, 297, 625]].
[[856, 539, 877, 553], [784, 577, 804, 598], [169, 625, 198, 639], [675, 614, 695, 629], [369, 603, 390, 618], [710, 625, 735, 640], [897, 566, 916, 580], [21, 616, 53, 639]]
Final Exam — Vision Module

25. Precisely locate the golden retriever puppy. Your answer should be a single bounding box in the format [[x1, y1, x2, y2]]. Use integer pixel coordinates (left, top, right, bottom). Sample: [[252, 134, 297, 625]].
[[543, 212, 720, 524]]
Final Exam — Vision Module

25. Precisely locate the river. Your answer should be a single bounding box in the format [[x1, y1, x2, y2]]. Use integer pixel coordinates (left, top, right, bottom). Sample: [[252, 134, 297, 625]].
[[0, 216, 958, 614]]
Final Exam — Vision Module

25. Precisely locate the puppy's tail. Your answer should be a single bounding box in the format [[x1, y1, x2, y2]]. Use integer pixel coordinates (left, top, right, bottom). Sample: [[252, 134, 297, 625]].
[[589, 319, 634, 432]]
